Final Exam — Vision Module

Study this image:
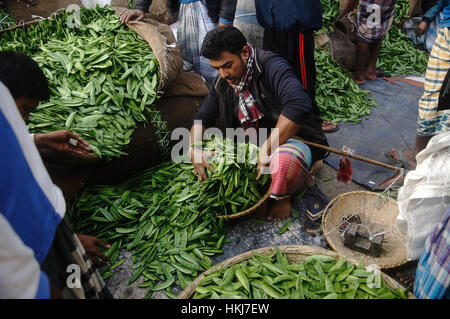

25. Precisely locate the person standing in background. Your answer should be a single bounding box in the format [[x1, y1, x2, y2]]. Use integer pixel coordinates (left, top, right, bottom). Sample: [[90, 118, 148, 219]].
[[254, 0, 338, 133]]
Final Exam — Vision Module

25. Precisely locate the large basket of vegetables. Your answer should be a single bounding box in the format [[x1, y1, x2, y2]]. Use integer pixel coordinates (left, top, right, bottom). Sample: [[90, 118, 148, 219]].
[[178, 245, 416, 299]]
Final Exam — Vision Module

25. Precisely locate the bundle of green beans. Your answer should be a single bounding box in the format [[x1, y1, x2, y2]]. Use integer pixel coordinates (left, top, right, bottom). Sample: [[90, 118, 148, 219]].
[[1, 7, 169, 158], [319, 0, 428, 76], [191, 137, 270, 216], [0, 8, 16, 30], [377, 25, 429, 76], [319, 0, 340, 34], [194, 249, 408, 299], [70, 138, 269, 298], [315, 48, 378, 123], [377, 0, 429, 76]]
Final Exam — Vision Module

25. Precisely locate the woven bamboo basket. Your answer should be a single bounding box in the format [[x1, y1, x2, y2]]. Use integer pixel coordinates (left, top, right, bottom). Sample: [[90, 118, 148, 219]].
[[322, 191, 407, 269], [178, 245, 416, 299], [216, 184, 271, 220]]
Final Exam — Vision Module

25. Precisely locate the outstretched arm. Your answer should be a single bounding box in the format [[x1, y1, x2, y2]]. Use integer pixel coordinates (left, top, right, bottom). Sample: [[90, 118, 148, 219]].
[[33, 130, 91, 155]]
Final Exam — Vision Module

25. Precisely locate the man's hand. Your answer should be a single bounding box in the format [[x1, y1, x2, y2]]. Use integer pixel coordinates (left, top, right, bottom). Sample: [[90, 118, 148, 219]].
[[77, 235, 110, 268], [190, 148, 215, 182], [119, 9, 145, 24], [417, 21, 429, 36], [256, 149, 271, 180], [34, 130, 91, 155]]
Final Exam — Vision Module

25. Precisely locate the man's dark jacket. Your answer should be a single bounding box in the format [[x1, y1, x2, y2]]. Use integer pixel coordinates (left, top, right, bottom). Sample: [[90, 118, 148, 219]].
[[255, 0, 323, 33], [194, 48, 329, 163], [136, 0, 237, 24]]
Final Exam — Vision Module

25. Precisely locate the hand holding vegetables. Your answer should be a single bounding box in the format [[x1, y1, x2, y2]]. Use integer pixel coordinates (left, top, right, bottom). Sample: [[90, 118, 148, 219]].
[[34, 130, 91, 155], [190, 148, 215, 182], [77, 235, 110, 267]]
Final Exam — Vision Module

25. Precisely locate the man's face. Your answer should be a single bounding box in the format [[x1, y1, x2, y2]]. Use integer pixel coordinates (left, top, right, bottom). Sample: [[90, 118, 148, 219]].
[[209, 46, 250, 86], [15, 97, 39, 122]]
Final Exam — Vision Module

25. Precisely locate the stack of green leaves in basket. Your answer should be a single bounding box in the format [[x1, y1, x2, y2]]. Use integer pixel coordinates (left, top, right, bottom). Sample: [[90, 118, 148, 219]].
[[69, 137, 270, 298], [0, 6, 169, 158], [194, 249, 409, 299]]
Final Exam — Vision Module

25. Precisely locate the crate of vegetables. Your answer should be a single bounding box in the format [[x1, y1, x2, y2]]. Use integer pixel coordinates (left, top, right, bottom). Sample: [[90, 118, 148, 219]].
[[178, 245, 416, 299]]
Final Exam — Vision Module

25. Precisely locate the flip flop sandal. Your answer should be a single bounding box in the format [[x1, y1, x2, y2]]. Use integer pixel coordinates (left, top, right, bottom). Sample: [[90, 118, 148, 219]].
[[376, 69, 391, 78], [397, 151, 415, 170], [322, 122, 340, 133], [385, 149, 402, 165]]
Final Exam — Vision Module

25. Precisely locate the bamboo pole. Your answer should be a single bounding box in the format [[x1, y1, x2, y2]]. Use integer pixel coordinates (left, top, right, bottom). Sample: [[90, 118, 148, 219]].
[[297, 138, 402, 171]]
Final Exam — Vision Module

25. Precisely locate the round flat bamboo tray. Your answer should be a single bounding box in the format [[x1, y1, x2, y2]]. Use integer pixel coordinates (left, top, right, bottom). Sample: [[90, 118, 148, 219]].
[[216, 184, 271, 220], [322, 191, 407, 269], [178, 245, 416, 299]]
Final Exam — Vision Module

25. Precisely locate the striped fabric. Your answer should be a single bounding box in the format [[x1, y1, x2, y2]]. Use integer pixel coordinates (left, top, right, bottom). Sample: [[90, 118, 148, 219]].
[[269, 138, 312, 199], [355, 0, 396, 43], [232, 44, 264, 131], [417, 27, 450, 136], [414, 208, 450, 299], [426, 12, 444, 52], [0, 81, 65, 298], [177, 0, 218, 84]]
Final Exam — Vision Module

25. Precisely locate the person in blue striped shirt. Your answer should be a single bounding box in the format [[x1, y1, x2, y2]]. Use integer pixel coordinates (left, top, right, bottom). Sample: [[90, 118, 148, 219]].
[[0, 51, 112, 298]]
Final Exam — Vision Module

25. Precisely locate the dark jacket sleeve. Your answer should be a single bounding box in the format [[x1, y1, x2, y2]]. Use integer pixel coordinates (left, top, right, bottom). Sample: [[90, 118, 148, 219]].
[[206, 0, 237, 24], [193, 86, 221, 128], [263, 56, 312, 125], [135, 0, 153, 13]]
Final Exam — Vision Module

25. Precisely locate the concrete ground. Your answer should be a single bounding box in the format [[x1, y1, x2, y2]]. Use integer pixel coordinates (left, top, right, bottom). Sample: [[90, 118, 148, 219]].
[[315, 162, 367, 201]]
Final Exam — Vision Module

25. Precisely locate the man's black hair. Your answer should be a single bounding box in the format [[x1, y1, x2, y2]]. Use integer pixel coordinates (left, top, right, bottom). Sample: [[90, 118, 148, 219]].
[[201, 26, 247, 60], [0, 50, 50, 101]]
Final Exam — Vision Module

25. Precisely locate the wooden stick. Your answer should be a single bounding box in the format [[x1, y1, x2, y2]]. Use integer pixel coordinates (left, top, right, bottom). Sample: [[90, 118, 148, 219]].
[[296, 138, 401, 171]]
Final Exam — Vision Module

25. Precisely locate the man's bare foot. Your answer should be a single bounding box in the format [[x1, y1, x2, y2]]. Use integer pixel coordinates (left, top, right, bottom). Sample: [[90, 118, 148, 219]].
[[352, 73, 366, 85], [365, 71, 377, 80], [267, 197, 291, 221], [386, 149, 416, 169]]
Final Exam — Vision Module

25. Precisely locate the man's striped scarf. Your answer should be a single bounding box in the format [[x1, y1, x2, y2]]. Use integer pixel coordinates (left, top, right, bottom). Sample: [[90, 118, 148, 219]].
[[231, 44, 263, 131]]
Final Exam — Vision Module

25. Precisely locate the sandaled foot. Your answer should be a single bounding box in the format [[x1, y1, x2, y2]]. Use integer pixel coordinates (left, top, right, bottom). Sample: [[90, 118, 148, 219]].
[[267, 197, 292, 222], [352, 74, 366, 85], [385, 149, 416, 170], [321, 120, 339, 133], [365, 71, 377, 81]]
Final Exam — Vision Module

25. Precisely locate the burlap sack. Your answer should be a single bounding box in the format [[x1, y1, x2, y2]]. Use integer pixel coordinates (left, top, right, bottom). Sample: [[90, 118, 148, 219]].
[[329, 28, 356, 71], [113, 6, 182, 91], [116, 0, 175, 25], [315, 28, 355, 72]]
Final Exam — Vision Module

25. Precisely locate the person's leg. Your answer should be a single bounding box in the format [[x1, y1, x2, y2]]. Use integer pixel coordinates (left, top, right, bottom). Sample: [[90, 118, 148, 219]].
[[353, 40, 369, 84], [266, 139, 311, 221], [366, 39, 383, 80], [263, 30, 337, 132]]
